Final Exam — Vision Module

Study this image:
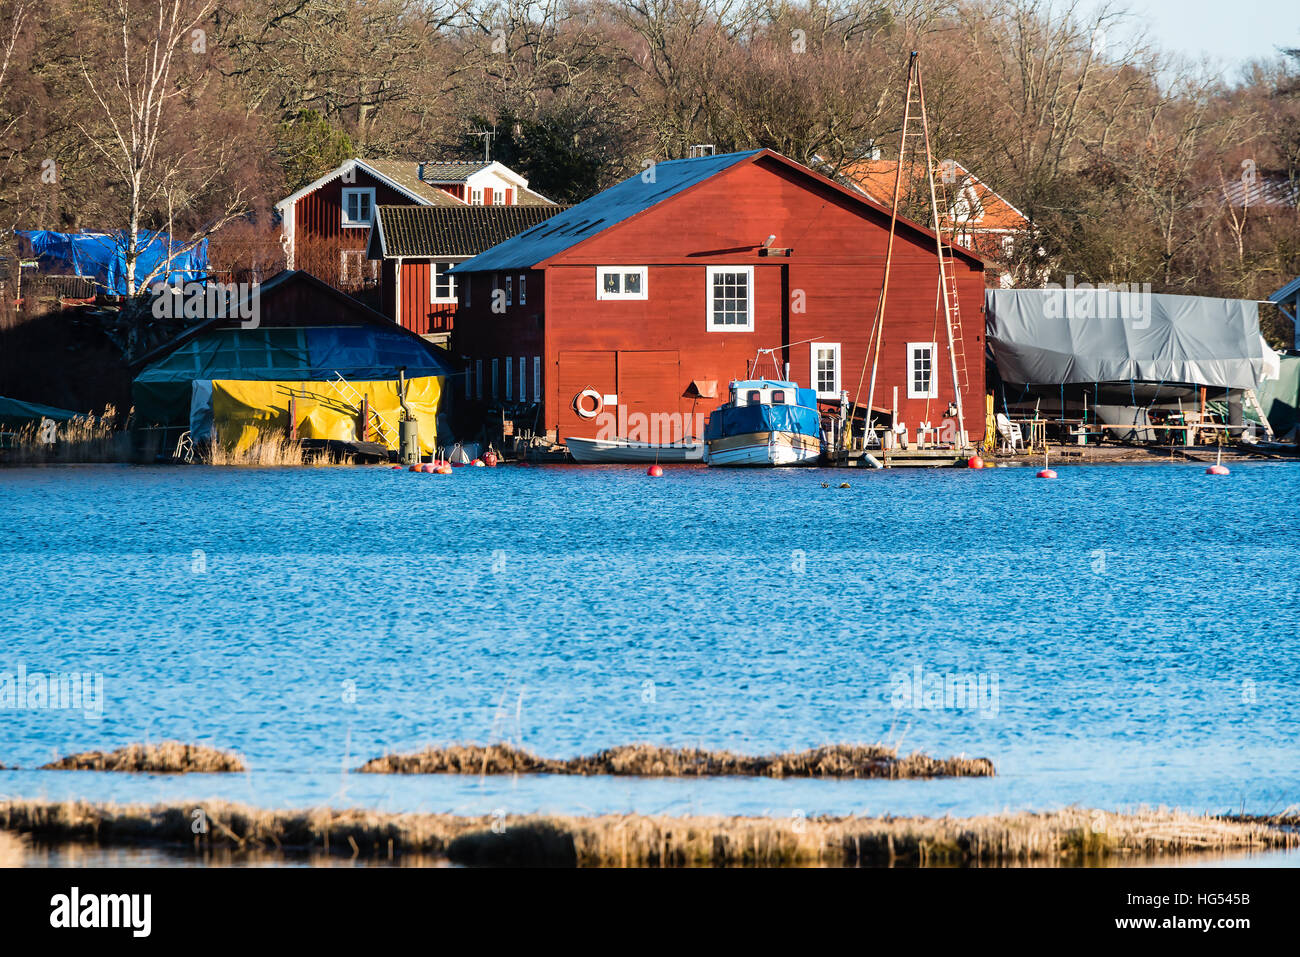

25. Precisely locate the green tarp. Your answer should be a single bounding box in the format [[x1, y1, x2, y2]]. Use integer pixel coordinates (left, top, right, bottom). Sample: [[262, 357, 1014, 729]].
[[0, 395, 84, 430]]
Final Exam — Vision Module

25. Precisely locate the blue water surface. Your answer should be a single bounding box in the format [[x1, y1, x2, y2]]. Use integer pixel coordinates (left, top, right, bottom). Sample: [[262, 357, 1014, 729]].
[[0, 461, 1297, 819]]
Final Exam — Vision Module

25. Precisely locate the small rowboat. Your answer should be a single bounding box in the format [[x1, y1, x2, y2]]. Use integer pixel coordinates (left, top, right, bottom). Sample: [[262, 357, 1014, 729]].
[[564, 435, 705, 464]]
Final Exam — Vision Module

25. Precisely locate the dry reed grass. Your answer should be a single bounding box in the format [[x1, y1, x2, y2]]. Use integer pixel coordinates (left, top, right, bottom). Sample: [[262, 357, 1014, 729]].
[[0, 404, 127, 464], [355, 742, 995, 779], [40, 741, 246, 773], [0, 799, 1291, 867], [203, 429, 309, 466]]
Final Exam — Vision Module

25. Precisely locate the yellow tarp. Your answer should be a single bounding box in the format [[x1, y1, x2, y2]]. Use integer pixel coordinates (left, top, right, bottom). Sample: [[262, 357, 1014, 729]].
[[211, 376, 442, 454]]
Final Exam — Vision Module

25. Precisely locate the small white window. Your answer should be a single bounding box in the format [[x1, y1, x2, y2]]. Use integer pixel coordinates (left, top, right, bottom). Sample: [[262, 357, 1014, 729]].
[[518, 357, 527, 402], [519, 274, 526, 305], [532, 356, 541, 404], [341, 187, 374, 227], [491, 358, 499, 398], [706, 266, 753, 331], [475, 359, 483, 400], [907, 342, 938, 399], [597, 266, 648, 301], [505, 275, 513, 306], [1001, 235, 1015, 256], [811, 342, 841, 399], [430, 261, 457, 303], [471, 188, 483, 205], [493, 188, 504, 205]]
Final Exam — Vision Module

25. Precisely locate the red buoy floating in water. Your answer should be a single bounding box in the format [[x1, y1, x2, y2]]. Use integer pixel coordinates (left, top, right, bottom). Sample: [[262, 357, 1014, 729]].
[[967, 455, 984, 469], [647, 464, 664, 477], [435, 464, 453, 474], [1037, 468, 1057, 479], [1207, 464, 1230, 475], [483, 450, 498, 467]]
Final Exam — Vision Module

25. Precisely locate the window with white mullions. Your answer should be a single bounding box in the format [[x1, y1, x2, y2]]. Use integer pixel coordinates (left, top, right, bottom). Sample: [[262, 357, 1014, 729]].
[[907, 342, 938, 399], [341, 187, 374, 227], [811, 342, 841, 399], [431, 261, 457, 303], [706, 266, 753, 331], [596, 267, 647, 300]]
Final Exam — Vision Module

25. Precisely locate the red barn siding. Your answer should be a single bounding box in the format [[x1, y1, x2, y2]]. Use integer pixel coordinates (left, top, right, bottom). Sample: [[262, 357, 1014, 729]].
[[454, 152, 987, 444]]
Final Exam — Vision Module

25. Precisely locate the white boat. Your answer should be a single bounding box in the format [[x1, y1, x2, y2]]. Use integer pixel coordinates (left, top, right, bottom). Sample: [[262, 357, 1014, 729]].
[[702, 380, 824, 467], [564, 435, 705, 464]]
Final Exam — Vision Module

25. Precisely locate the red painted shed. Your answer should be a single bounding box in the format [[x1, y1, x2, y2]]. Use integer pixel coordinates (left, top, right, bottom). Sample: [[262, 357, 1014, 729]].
[[450, 149, 986, 446]]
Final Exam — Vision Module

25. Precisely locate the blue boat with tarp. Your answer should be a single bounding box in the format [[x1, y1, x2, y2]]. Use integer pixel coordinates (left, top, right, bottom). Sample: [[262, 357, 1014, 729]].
[[703, 379, 824, 466]]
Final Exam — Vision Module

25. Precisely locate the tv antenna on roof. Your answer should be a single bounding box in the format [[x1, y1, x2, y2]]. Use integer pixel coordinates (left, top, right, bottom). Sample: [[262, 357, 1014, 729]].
[[472, 127, 497, 162]]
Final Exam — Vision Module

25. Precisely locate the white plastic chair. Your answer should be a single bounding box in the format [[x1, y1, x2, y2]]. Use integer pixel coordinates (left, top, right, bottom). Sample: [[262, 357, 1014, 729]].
[[996, 413, 1023, 453], [916, 421, 934, 448]]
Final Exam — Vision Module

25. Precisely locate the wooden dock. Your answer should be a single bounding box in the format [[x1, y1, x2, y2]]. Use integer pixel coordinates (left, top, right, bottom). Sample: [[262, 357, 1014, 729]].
[[829, 447, 969, 468]]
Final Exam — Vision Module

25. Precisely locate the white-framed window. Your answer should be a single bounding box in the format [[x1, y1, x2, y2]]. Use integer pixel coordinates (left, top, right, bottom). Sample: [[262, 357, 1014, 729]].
[[532, 356, 541, 404], [706, 266, 753, 331], [463, 356, 471, 398], [493, 188, 504, 205], [907, 342, 938, 399], [597, 266, 648, 301], [491, 358, 499, 398], [471, 188, 483, 205], [475, 359, 483, 400], [505, 356, 513, 400], [518, 357, 527, 402], [505, 275, 513, 306], [811, 342, 841, 399], [1001, 234, 1015, 256], [341, 187, 375, 227], [518, 274, 526, 305], [431, 261, 457, 303]]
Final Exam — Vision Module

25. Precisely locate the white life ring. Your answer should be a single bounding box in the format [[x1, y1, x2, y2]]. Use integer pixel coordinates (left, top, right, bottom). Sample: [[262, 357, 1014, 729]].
[[572, 389, 603, 419]]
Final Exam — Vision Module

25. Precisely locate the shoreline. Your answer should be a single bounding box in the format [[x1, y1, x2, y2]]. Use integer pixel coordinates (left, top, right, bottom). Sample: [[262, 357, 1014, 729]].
[[2, 798, 1295, 868]]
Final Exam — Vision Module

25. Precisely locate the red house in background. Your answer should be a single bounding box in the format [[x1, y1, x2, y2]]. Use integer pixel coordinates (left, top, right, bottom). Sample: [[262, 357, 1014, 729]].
[[365, 203, 563, 344], [274, 158, 553, 292], [450, 149, 986, 446]]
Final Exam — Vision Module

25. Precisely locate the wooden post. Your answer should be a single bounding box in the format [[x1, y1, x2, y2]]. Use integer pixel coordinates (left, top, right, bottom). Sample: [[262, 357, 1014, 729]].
[[288, 396, 297, 441], [359, 395, 370, 442]]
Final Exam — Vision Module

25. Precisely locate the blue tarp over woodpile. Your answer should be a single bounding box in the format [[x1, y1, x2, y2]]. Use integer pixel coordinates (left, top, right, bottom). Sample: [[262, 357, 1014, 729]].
[[15, 229, 208, 295]]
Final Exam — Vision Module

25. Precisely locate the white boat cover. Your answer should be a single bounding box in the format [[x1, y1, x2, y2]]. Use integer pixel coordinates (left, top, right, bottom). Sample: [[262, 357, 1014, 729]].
[[986, 288, 1274, 390]]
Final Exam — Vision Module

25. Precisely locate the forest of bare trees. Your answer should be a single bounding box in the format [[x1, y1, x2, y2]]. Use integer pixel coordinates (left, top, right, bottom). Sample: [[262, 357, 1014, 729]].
[[1, 0, 1298, 340]]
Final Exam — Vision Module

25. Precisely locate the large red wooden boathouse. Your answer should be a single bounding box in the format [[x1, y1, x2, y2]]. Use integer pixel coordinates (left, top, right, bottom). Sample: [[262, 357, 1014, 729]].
[[450, 149, 986, 446]]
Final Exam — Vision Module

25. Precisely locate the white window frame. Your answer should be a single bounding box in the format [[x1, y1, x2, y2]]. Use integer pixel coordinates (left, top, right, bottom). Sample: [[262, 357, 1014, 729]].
[[519, 357, 527, 402], [907, 341, 939, 399], [430, 261, 457, 303], [505, 275, 513, 306], [811, 342, 841, 400], [532, 356, 541, 405], [705, 265, 754, 332], [597, 266, 648, 301], [518, 274, 526, 305], [471, 188, 483, 205], [493, 188, 505, 205], [341, 187, 375, 228]]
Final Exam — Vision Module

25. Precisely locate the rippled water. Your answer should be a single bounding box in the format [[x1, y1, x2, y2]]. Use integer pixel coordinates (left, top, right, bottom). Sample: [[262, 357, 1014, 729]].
[[1, 461, 1298, 820]]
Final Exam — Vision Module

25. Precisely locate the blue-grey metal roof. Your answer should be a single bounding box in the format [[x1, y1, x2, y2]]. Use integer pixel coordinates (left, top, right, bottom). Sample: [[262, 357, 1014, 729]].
[[450, 151, 762, 272]]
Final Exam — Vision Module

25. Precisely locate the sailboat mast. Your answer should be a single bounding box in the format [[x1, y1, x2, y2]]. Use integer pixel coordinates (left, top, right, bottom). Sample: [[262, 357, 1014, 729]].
[[915, 60, 967, 447]]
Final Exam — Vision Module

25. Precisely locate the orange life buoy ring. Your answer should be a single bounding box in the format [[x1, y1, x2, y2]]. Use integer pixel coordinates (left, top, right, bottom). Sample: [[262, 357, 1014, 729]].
[[572, 388, 603, 419]]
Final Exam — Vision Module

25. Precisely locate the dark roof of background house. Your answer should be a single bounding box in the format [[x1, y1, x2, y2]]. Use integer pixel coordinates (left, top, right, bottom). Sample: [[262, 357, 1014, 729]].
[[418, 161, 494, 181], [369, 204, 567, 259]]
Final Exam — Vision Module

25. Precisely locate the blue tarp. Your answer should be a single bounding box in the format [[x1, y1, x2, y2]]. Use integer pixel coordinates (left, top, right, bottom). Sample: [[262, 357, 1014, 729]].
[[15, 229, 208, 295], [704, 380, 822, 441]]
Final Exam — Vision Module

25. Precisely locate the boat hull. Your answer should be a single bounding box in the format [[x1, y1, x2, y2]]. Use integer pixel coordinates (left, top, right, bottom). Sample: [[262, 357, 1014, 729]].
[[705, 430, 821, 467], [564, 436, 704, 464]]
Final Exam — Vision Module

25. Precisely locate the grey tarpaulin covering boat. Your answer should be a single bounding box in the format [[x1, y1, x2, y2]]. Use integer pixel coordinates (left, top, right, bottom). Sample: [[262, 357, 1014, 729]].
[[985, 288, 1273, 390]]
